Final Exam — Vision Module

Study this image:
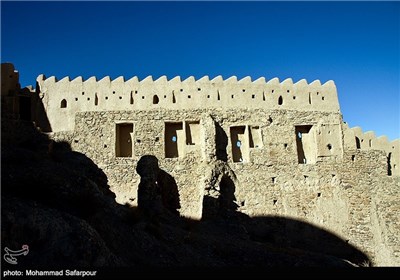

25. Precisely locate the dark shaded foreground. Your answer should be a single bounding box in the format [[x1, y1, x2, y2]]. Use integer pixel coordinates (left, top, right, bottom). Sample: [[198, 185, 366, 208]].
[[1, 120, 370, 277]]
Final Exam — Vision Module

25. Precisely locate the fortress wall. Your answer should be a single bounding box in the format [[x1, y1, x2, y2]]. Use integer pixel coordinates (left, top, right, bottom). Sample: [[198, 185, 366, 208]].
[[370, 175, 400, 266], [5, 62, 397, 265], [46, 108, 395, 264], [1, 63, 23, 119], [1, 63, 20, 96], [36, 75, 340, 133], [64, 109, 342, 216], [343, 124, 399, 176], [234, 148, 387, 265]]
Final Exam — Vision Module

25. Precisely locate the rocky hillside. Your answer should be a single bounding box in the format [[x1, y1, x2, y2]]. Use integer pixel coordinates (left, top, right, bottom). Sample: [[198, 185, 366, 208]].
[[1, 120, 369, 275]]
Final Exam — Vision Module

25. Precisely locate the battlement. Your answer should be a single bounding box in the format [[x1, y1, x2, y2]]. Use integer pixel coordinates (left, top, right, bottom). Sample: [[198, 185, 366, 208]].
[[343, 123, 399, 176], [36, 74, 340, 132], [36, 74, 339, 124]]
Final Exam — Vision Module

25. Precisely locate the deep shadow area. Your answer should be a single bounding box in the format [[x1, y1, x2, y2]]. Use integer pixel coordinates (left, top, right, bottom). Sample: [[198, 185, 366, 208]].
[[1, 118, 371, 272], [30, 80, 52, 132], [215, 121, 228, 162], [202, 174, 238, 220], [136, 155, 181, 217], [201, 195, 368, 266]]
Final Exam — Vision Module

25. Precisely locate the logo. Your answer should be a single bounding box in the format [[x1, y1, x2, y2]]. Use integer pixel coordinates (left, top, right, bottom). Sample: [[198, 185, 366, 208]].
[[3, 245, 29, 265]]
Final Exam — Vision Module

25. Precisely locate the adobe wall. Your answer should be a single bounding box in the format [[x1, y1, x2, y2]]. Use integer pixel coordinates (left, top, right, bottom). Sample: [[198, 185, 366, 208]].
[[1, 62, 20, 96], [1, 63, 21, 118], [46, 106, 400, 265], [35, 75, 340, 132], [4, 63, 398, 266], [51, 108, 342, 208], [343, 123, 400, 176]]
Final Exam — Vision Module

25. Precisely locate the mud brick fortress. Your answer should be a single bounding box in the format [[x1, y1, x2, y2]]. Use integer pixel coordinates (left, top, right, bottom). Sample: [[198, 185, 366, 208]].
[[1, 63, 399, 265]]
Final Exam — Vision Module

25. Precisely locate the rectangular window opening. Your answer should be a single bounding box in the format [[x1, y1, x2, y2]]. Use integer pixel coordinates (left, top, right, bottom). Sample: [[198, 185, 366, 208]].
[[230, 126, 246, 163], [295, 125, 316, 164], [185, 121, 200, 145], [116, 123, 134, 157], [165, 122, 183, 158], [249, 125, 262, 148]]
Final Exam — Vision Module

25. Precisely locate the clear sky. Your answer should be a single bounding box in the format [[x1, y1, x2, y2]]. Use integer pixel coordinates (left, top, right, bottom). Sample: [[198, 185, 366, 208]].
[[1, 1, 399, 141]]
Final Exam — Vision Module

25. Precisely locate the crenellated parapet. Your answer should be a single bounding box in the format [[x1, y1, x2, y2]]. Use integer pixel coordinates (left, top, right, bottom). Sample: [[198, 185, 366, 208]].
[[343, 123, 399, 176], [35, 74, 340, 132], [37, 74, 339, 111]]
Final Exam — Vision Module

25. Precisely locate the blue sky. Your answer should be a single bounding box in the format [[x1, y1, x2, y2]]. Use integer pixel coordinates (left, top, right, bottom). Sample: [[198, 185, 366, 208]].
[[1, 1, 399, 141]]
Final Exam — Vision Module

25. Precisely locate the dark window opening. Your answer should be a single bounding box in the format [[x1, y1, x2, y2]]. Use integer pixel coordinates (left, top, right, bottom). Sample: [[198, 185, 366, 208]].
[[231, 95, 234, 99], [119, 96, 122, 100], [116, 123, 133, 157], [295, 125, 315, 164], [351, 155, 355, 161], [230, 126, 246, 163], [308, 92, 311, 104], [293, 96, 296, 99], [75, 98, 78, 101], [82, 92, 85, 95], [165, 122, 183, 158], [327, 144, 332, 150], [142, 96, 145, 99], [272, 177, 276, 184], [278, 96, 283, 105], [273, 199, 277, 205], [215, 122, 228, 162], [87, 98, 90, 101], [355, 137, 361, 149], [130, 91, 134, 105], [153, 95, 159, 104], [172, 92, 176, 103], [369, 139, 372, 147], [60, 99, 67, 108], [217, 91, 220, 101], [95, 93, 99, 106], [387, 152, 392, 176], [317, 192, 321, 197], [252, 94, 255, 99], [188, 95, 191, 99]]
